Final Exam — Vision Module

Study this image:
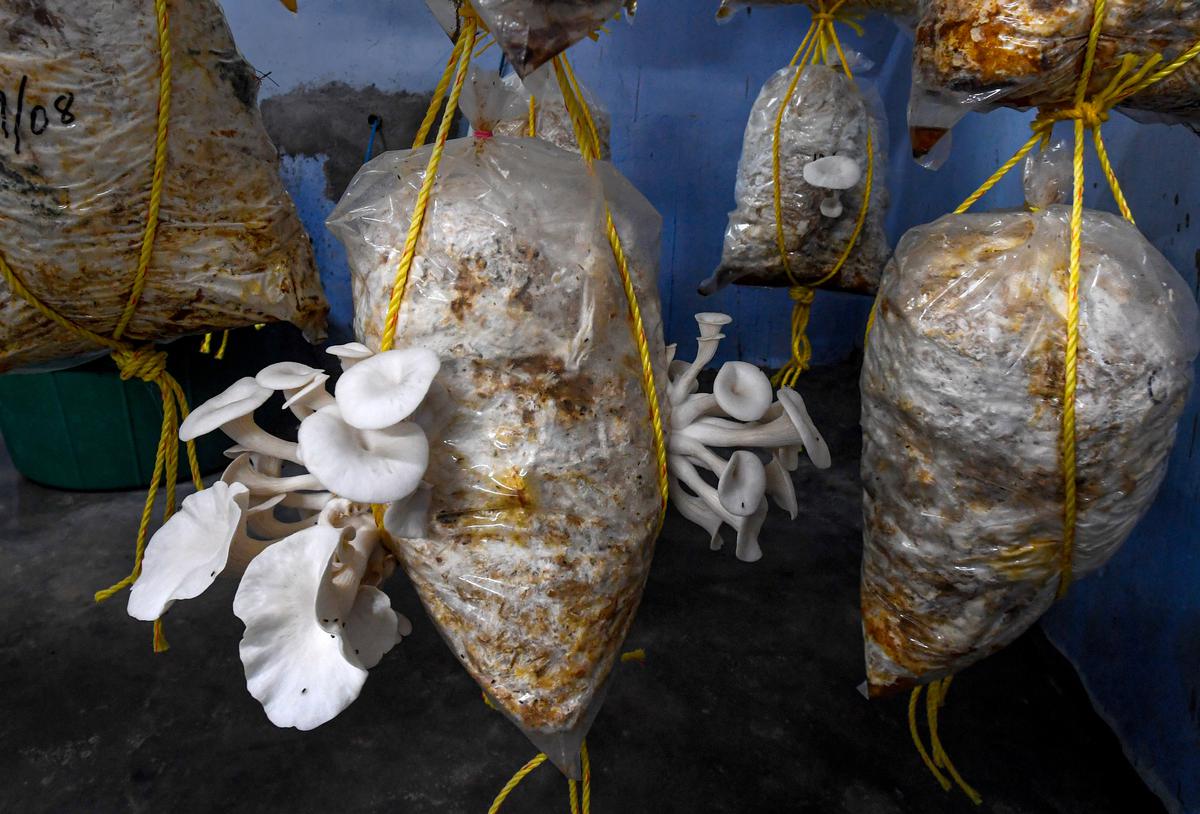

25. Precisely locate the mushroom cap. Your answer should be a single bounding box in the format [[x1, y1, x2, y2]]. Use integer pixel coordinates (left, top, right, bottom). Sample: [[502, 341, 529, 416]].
[[127, 481, 249, 621], [383, 483, 433, 540], [717, 450, 767, 517], [256, 362, 326, 392], [326, 342, 374, 370], [695, 312, 733, 340], [233, 524, 368, 731], [777, 388, 832, 469], [713, 361, 773, 422], [297, 407, 429, 504], [179, 378, 272, 442], [334, 348, 441, 431], [803, 155, 861, 191]]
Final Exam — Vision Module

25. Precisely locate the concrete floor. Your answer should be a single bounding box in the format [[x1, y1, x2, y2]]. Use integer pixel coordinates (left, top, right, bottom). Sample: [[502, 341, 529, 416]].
[[0, 359, 1163, 813]]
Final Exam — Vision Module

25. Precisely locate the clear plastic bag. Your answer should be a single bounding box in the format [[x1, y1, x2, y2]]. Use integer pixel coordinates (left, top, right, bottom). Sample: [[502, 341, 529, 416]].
[[493, 66, 613, 158], [427, 0, 634, 78], [716, 0, 918, 21], [910, 0, 1200, 163], [327, 69, 667, 775], [0, 0, 327, 373], [705, 64, 889, 295], [859, 151, 1200, 695]]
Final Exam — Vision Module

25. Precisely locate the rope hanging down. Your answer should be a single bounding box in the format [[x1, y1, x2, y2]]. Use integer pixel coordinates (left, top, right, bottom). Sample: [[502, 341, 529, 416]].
[[0, 0, 203, 652], [770, 0, 875, 388], [869, 0, 1200, 801]]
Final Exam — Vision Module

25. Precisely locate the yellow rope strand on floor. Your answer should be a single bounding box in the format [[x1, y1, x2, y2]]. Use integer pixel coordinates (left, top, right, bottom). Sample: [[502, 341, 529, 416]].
[[770, 0, 874, 387], [487, 753, 549, 814]]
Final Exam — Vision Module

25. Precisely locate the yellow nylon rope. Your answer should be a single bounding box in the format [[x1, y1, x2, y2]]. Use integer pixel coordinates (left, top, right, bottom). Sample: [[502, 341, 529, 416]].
[[890, 4, 1200, 801], [0, 1, 203, 651], [380, 17, 477, 352], [770, 0, 874, 387], [553, 54, 670, 530], [528, 94, 537, 137], [487, 753, 549, 814]]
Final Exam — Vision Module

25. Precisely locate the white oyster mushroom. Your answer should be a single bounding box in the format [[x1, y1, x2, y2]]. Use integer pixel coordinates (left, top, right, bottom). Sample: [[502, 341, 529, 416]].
[[670, 456, 768, 563], [224, 446, 283, 478], [669, 312, 733, 405], [713, 361, 773, 422], [297, 406, 429, 504], [666, 312, 832, 561], [334, 348, 441, 430], [326, 342, 374, 370], [256, 361, 334, 419], [233, 524, 367, 730], [803, 155, 861, 219], [717, 450, 767, 517], [180, 377, 300, 464], [127, 481, 249, 621]]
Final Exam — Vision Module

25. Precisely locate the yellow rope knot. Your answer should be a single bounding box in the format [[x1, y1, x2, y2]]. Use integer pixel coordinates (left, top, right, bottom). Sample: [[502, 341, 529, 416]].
[[1037, 100, 1110, 131], [112, 346, 169, 383]]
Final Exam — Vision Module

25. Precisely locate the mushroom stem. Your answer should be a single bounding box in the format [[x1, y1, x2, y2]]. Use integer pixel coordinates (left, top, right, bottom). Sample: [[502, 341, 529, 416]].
[[280, 491, 335, 511], [246, 509, 319, 540], [668, 473, 725, 551], [668, 433, 729, 475], [221, 415, 302, 464], [677, 413, 803, 449], [672, 393, 725, 429], [669, 335, 722, 406], [223, 453, 323, 495]]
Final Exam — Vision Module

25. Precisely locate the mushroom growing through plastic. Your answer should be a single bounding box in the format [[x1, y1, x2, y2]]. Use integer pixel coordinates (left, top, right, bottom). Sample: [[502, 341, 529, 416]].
[[666, 312, 832, 561], [803, 154, 861, 218]]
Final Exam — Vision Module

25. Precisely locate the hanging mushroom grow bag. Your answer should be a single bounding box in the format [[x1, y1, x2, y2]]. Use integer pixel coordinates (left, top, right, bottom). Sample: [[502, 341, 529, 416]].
[[859, 189, 1200, 694], [328, 74, 667, 773], [0, 0, 326, 373], [706, 64, 888, 295]]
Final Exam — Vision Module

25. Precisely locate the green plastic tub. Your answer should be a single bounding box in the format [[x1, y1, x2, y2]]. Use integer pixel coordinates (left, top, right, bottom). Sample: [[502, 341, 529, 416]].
[[0, 329, 290, 491]]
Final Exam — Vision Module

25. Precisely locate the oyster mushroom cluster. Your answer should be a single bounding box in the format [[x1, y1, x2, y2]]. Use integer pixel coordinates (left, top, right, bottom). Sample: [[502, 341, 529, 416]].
[[668, 313, 832, 562], [126, 343, 441, 730]]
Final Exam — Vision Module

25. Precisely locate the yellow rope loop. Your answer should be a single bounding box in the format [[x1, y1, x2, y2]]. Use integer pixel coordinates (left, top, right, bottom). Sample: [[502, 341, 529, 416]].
[[487, 753, 549, 814], [113, 0, 172, 340], [908, 687, 951, 791], [111, 345, 169, 383]]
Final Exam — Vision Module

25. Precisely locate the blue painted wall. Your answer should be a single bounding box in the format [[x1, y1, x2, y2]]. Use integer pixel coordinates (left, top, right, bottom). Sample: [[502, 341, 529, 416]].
[[222, 2, 1200, 808]]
